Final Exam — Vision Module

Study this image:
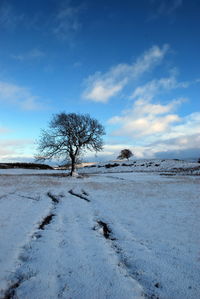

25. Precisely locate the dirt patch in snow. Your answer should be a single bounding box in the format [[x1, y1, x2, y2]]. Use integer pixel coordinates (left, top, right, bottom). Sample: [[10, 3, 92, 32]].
[[38, 213, 55, 230], [96, 220, 116, 240], [68, 189, 90, 202], [94, 219, 161, 299], [2, 277, 23, 299], [47, 192, 60, 204], [2, 272, 36, 299]]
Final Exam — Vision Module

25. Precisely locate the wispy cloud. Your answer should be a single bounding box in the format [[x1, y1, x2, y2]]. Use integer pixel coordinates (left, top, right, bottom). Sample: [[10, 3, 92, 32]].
[[83, 45, 169, 103], [109, 97, 184, 137], [100, 114, 200, 159], [108, 70, 197, 139], [0, 81, 45, 110], [149, 0, 183, 21], [130, 72, 190, 101], [106, 69, 200, 159], [145, 112, 200, 158], [158, 112, 200, 141], [73, 61, 82, 68], [11, 49, 45, 61], [53, 1, 85, 40], [0, 139, 34, 161], [150, 0, 183, 15], [0, 2, 24, 30]]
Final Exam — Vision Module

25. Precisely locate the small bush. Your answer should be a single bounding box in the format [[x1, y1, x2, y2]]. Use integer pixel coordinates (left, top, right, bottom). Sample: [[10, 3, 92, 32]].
[[105, 163, 119, 168], [84, 165, 96, 168]]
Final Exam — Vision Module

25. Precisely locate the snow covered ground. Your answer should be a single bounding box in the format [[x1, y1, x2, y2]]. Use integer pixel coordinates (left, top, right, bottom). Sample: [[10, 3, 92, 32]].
[[79, 158, 200, 175], [0, 159, 199, 298]]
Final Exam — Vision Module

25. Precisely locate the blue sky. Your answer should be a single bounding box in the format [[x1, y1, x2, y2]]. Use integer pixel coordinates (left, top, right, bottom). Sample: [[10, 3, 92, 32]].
[[0, 0, 200, 162]]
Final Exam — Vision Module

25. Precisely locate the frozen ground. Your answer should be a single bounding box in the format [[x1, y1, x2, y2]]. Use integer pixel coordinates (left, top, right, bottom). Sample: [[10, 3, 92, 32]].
[[79, 159, 200, 175], [0, 160, 199, 298]]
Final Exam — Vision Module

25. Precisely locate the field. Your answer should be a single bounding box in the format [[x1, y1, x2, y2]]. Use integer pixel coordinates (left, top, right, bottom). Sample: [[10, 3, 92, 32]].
[[0, 159, 199, 299]]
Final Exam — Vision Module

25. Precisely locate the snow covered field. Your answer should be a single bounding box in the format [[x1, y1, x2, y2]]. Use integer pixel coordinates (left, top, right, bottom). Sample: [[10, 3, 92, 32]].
[[0, 160, 199, 298]]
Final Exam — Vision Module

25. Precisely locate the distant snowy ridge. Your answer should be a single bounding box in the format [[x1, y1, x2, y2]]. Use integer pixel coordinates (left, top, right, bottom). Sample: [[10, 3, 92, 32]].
[[79, 159, 200, 175]]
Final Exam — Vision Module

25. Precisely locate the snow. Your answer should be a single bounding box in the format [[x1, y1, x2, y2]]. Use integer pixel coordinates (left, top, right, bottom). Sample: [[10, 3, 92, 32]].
[[0, 159, 199, 298], [79, 158, 200, 175]]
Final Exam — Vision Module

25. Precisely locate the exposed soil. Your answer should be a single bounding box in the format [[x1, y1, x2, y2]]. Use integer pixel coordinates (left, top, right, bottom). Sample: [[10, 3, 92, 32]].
[[38, 213, 55, 230], [0, 192, 62, 299], [94, 219, 160, 299], [68, 189, 90, 202], [47, 192, 59, 204], [97, 220, 112, 239], [2, 276, 24, 299]]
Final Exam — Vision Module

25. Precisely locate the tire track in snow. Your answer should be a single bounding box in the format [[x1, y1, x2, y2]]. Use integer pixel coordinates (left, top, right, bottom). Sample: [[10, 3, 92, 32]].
[[68, 189, 90, 202], [0, 192, 62, 299], [2, 185, 143, 299], [57, 191, 144, 298], [93, 219, 160, 299], [1, 189, 91, 299], [67, 185, 144, 297]]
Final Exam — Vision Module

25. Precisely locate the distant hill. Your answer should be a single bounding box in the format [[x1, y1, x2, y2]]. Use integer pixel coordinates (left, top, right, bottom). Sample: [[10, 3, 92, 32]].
[[0, 162, 53, 170]]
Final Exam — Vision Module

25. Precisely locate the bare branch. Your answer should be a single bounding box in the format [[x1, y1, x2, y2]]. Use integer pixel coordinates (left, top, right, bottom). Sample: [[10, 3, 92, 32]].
[[35, 112, 105, 175]]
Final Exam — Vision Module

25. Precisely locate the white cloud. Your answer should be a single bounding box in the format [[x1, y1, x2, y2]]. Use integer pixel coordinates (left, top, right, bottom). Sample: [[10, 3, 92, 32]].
[[155, 133, 200, 150], [99, 121, 200, 160], [149, 0, 183, 19], [131, 73, 189, 101], [86, 143, 157, 160], [109, 97, 184, 137], [0, 81, 45, 110], [0, 139, 35, 161], [11, 49, 45, 61], [53, 3, 84, 40], [158, 112, 200, 141], [83, 45, 169, 103], [106, 67, 200, 159], [108, 70, 194, 138], [108, 108, 200, 159], [83, 43, 200, 159], [84, 143, 137, 161], [146, 129, 200, 159], [84, 82, 124, 103]]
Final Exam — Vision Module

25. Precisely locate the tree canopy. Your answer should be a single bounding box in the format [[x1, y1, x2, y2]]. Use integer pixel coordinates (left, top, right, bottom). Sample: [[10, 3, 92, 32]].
[[35, 112, 105, 175], [117, 149, 133, 160]]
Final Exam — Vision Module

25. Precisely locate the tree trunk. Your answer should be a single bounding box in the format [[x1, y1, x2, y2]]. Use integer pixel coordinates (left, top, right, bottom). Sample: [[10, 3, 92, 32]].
[[70, 155, 76, 176]]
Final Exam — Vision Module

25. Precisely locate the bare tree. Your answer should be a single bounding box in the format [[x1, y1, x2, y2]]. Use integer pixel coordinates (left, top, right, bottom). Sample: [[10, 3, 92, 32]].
[[35, 112, 105, 175], [117, 149, 133, 161]]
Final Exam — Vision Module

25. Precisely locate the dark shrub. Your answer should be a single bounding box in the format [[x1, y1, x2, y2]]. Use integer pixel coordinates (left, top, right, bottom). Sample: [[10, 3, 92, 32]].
[[105, 163, 119, 168], [122, 163, 133, 166]]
